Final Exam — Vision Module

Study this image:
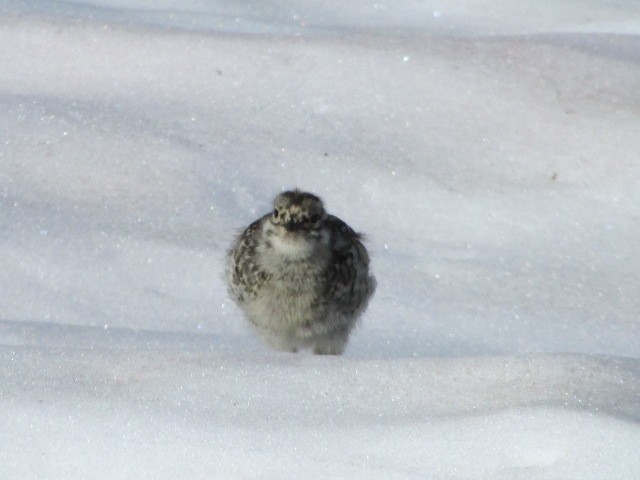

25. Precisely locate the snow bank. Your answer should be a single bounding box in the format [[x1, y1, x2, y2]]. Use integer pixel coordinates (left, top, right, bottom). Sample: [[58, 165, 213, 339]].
[[2, 345, 640, 479]]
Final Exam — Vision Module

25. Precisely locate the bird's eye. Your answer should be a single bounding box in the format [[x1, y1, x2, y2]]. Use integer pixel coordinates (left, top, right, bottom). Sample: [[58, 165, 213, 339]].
[[273, 209, 279, 218], [310, 213, 320, 223]]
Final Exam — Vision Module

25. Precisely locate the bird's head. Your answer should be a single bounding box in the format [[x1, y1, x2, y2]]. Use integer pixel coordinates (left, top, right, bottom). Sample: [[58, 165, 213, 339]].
[[265, 189, 328, 257], [272, 189, 326, 231]]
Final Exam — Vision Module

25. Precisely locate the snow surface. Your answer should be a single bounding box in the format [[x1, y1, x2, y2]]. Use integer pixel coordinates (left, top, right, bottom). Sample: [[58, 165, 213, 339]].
[[1, 1, 640, 478]]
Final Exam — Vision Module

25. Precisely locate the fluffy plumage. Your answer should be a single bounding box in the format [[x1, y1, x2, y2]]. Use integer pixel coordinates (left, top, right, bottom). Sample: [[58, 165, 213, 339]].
[[227, 189, 376, 354]]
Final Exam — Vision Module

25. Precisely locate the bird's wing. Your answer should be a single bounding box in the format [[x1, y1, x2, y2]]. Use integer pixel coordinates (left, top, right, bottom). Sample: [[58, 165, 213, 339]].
[[325, 215, 376, 315], [227, 215, 269, 304]]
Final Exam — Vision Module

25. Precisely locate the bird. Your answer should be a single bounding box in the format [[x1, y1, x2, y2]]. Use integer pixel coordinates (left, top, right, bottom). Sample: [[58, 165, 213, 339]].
[[227, 189, 376, 355]]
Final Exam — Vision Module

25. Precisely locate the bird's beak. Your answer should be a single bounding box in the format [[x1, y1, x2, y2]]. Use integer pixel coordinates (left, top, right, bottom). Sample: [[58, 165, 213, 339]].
[[284, 221, 305, 232]]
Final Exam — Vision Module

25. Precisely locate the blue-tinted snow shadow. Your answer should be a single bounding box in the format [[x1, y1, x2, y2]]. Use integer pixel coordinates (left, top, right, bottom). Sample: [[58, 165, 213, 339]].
[[346, 329, 496, 360]]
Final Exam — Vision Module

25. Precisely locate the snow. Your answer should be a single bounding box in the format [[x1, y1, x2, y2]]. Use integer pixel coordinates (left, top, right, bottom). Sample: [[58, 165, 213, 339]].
[[1, 0, 640, 478]]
